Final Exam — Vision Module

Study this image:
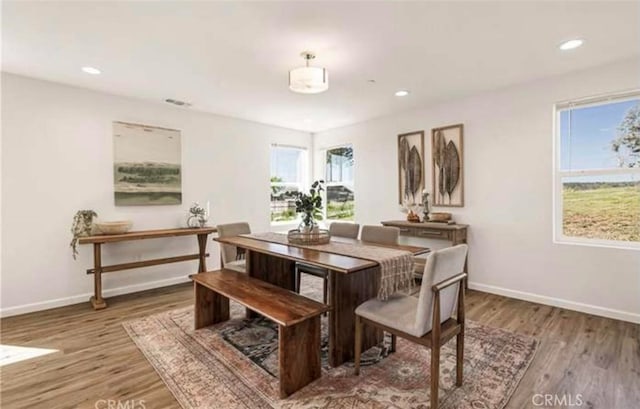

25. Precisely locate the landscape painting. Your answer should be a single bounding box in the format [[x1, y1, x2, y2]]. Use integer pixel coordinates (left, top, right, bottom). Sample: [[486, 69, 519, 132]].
[[432, 124, 464, 207], [113, 121, 182, 206]]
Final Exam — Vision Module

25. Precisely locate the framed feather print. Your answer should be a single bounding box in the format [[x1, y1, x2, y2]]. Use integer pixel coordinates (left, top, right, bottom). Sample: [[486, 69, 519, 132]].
[[397, 131, 425, 205], [432, 124, 464, 207]]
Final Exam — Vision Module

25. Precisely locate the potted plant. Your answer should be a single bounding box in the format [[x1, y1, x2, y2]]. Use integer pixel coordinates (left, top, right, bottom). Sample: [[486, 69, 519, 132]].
[[294, 180, 325, 232], [187, 202, 209, 228], [70, 210, 98, 259]]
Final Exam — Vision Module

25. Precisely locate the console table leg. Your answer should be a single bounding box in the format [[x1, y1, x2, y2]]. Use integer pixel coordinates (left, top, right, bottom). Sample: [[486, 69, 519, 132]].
[[197, 234, 208, 273], [452, 230, 469, 289], [90, 243, 107, 310]]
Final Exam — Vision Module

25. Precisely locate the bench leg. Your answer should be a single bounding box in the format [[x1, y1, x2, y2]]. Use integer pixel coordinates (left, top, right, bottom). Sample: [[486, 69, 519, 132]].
[[194, 282, 229, 329], [278, 316, 321, 398]]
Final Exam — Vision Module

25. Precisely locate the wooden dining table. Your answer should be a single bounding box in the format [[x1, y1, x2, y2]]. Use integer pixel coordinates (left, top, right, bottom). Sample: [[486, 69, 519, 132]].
[[215, 234, 429, 367]]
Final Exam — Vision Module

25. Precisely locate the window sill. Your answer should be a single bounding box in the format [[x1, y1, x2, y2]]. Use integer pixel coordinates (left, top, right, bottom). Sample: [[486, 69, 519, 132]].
[[553, 236, 640, 251]]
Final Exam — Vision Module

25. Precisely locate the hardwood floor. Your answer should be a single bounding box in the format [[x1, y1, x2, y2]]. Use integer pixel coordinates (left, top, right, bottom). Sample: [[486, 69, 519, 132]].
[[1, 284, 638, 409]]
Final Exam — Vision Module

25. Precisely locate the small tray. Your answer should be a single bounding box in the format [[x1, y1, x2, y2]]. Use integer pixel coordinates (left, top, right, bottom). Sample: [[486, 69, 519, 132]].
[[287, 229, 331, 245]]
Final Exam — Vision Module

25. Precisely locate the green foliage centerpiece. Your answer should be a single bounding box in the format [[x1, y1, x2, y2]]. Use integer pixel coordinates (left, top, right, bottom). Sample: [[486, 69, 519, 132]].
[[288, 180, 330, 245], [294, 180, 325, 231]]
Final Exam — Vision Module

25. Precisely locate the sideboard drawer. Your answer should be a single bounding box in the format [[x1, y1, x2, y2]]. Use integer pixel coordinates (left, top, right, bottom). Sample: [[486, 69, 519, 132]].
[[416, 229, 452, 240], [397, 227, 453, 240], [397, 227, 416, 236]]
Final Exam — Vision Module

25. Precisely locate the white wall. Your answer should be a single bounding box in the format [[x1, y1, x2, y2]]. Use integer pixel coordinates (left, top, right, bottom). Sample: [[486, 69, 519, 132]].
[[1, 73, 311, 316], [313, 59, 640, 323]]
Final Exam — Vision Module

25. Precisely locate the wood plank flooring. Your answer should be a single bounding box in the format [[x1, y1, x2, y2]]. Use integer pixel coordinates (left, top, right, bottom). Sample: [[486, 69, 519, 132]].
[[1, 284, 638, 409]]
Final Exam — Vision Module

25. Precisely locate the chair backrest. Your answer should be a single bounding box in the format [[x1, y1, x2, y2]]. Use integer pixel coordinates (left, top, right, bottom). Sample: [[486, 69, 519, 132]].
[[329, 222, 360, 239], [414, 244, 468, 336], [360, 225, 400, 245], [216, 222, 251, 265]]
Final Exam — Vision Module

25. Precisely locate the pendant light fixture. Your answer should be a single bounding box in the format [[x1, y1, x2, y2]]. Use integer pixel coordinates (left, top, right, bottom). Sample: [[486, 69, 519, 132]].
[[289, 51, 329, 94]]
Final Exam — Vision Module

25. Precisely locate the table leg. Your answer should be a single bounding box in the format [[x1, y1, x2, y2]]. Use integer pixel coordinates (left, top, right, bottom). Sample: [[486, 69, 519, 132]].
[[451, 230, 469, 288], [247, 251, 296, 289], [197, 233, 208, 273], [328, 267, 383, 367], [246, 250, 295, 319], [90, 243, 107, 310]]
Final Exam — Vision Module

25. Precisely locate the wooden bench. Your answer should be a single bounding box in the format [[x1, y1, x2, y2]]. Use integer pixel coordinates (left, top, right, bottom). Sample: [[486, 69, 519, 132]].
[[192, 269, 330, 398]]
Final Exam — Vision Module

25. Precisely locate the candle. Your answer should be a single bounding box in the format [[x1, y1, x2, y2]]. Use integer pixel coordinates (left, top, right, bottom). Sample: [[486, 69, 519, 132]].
[[206, 201, 210, 219]]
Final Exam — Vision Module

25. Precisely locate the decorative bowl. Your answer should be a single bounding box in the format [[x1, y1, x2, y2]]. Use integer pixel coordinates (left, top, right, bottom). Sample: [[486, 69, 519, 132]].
[[429, 212, 452, 222], [287, 228, 331, 245], [95, 220, 133, 235]]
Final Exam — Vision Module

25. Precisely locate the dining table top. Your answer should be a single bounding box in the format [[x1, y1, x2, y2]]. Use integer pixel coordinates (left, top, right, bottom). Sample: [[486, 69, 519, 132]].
[[215, 234, 429, 274]]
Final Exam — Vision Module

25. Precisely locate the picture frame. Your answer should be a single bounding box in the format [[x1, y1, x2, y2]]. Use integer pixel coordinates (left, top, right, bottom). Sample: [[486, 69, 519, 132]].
[[113, 121, 182, 206], [431, 124, 464, 207], [397, 131, 425, 205]]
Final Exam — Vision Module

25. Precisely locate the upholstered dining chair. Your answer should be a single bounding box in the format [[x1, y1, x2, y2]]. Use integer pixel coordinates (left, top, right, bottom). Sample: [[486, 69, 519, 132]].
[[354, 244, 468, 409], [216, 222, 251, 273], [295, 222, 360, 304], [360, 225, 400, 245]]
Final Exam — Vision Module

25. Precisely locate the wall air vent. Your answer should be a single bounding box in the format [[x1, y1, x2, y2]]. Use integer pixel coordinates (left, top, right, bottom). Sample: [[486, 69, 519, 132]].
[[165, 98, 192, 107]]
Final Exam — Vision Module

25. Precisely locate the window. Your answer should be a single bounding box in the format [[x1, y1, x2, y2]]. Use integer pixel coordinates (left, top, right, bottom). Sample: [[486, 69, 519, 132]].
[[325, 145, 355, 221], [554, 92, 640, 248], [270, 145, 307, 224]]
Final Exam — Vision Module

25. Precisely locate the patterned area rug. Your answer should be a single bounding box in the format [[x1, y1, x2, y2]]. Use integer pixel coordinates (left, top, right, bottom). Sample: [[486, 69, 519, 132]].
[[123, 277, 538, 409], [219, 315, 392, 378]]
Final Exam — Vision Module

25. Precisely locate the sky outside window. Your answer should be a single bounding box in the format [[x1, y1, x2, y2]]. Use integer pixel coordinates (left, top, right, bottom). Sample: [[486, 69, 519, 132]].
[[271, 147, 305, 183], [560, 99, 639, 172]]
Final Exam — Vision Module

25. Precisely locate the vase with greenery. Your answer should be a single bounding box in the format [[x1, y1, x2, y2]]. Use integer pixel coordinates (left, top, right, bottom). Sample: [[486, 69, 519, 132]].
[[187, 202, 208, 228], [294, 180, 325, 232]]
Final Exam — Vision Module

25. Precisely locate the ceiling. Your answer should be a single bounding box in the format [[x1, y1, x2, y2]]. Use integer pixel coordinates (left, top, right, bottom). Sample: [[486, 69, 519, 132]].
[[2, 1, 639, 133]]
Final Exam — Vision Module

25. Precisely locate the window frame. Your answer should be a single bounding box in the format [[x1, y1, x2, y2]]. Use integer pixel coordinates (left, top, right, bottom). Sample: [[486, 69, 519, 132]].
[[270, 144, 308, 227], [323, 144, 355, 223], [552, 90, 640, 250]]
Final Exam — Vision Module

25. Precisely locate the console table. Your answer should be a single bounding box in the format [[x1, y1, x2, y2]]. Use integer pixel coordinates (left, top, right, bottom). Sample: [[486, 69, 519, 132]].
[[380, 220, 469, 283], [79, 227, 217, 310]]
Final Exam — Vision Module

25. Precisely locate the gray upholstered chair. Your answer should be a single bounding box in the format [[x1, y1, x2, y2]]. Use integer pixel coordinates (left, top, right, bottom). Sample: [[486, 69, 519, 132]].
[[295, 222, 360, 304], [216, 222, 251, 273], [360, 225, 400, 245], [354, 244, 468, 409]]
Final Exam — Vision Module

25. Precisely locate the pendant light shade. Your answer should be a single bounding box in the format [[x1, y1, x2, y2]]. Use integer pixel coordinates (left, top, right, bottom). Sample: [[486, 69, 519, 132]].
[[289, 52, 328, 94]]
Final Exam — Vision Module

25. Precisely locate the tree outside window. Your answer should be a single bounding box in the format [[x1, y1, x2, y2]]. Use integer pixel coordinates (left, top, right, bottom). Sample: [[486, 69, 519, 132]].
[[325, 145, 355, 221]]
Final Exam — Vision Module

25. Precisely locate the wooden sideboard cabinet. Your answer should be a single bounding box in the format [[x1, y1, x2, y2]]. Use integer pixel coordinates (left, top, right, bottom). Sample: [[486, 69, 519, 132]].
[[381, 220, 469, 284]]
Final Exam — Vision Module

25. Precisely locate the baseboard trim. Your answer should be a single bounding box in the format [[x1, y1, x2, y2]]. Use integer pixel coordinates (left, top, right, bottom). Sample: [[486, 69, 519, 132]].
[[3, 277, 638, 324], [0, 276, 191, 318], [468, 281, 640, 324]]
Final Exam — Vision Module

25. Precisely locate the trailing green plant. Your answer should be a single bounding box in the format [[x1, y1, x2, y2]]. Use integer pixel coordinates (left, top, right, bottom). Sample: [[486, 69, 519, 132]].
[[294, 180, 325, 228], [70, 210, 98, 259]]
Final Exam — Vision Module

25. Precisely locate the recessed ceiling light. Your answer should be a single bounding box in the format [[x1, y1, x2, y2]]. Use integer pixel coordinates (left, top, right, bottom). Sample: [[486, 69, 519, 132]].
[[559, 39, 583, 51], [395, 90, 410, 97], [81, 66, 101, 75]]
